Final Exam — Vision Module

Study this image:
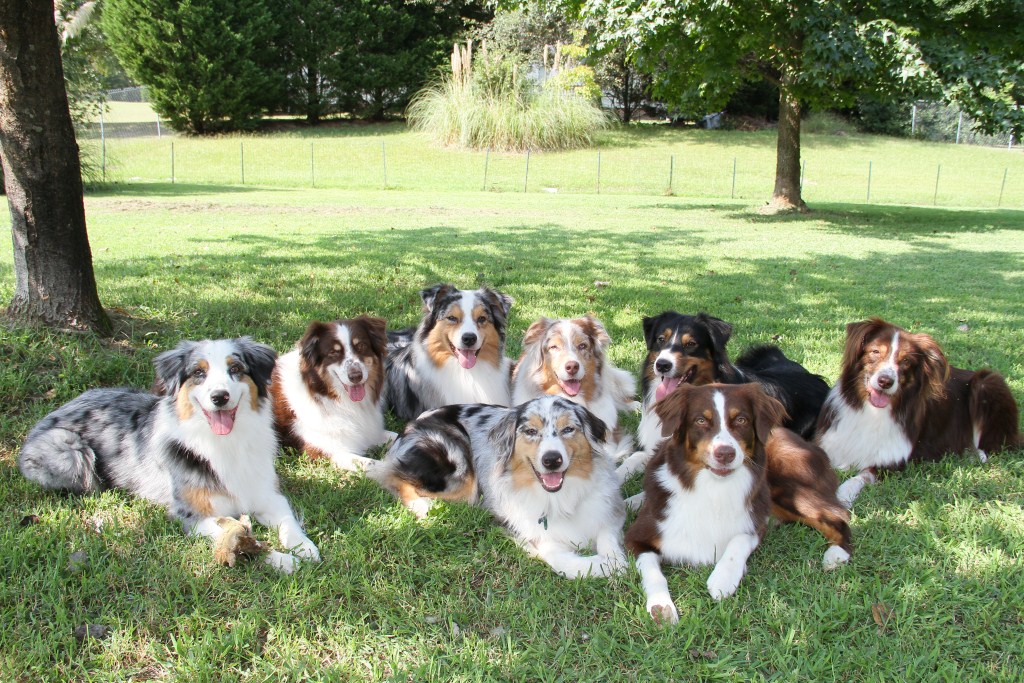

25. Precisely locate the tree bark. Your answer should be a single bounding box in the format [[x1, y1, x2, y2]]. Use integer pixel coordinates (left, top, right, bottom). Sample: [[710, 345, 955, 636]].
[[0, 0, 110, 332], [768, 75, 807, 212]]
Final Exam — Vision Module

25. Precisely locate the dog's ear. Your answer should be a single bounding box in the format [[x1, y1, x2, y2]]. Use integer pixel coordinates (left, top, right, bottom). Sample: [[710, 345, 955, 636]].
[[300, 321, 328, 369], [654, 383, 693, 438], [698, 313, 733, 366], [359, 316, 389, 358], [580, 315, 611, 354], [909, 330, 949, 401], [642, 313, 669, 349], [842, 318, 882, 368], [237, 337, 278, 397], [572, 402, 607, 445], [748, 385, 788, 446], [483, 287, 514, 320], [522, 318, 550, 349], [487, 409, 520, 465], [420, 283, 455, 312], [152, 341, 197, 396]]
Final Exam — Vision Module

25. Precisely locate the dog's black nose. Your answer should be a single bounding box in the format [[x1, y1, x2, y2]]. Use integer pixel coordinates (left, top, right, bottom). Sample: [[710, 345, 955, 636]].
[[655, 358, 672, 373], [210, 390, 230, 408], [461, 332, 477, 347], [347, 367, 364, 383], [712, 445, 735, 465], [876, 375, 894, 390], [564, 361, 579, 377], [541, 451, 563, 471]]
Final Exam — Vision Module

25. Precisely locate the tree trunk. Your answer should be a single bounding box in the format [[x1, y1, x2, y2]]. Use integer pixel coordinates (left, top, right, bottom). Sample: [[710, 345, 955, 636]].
[[0, 0, 111, 333], [767, 75, 807, 212]]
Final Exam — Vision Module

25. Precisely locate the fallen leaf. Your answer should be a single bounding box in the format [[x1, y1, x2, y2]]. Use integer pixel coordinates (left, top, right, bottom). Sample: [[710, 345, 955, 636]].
[[871, 602, 893, 631], [67, 551, 89, 573], [957, 324, 969, 332], [20, 514, 41, 527]]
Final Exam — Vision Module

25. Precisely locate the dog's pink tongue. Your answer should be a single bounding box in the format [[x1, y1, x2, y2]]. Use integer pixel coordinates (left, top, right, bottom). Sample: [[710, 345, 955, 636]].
[[456, 348, 478, 369], [207, 409, 236, 435], [655, 376, 682, 402], [560, 379, 582, 396], [540, 472, 564, 491], [346, 384, 366, 402], [868, 388, 891, 409]]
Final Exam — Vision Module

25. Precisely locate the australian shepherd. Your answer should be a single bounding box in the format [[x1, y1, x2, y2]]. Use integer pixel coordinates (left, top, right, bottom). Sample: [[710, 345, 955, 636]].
[[511, 315, 639, 456], [272, 317, 396, 472], [370, 396, 627, 578], [626, 383, 851, 624], [383, 283, 514, 421], [817, 317, 1020, 508], [18, 338, 320, 573], [619, 311, 829, 481]]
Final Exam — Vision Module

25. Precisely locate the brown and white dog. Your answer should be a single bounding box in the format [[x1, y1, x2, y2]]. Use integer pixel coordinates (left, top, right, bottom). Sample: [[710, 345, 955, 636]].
[[383, 284, 514, 421], [370, 397, 627, 578], [272, 317, 396, 471], [511, 316, 639, 457], [817, 317, 1020, 507], [627, 383, 851, 623]]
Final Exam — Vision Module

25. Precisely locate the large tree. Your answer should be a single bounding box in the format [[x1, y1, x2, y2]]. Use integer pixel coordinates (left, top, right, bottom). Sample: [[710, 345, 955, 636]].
[[577, 0, 1024, 211], [102, 0, 281, 133], [0, 0, 110, 333]]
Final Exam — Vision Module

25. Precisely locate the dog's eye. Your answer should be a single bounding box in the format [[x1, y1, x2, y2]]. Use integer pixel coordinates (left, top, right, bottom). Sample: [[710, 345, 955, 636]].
[[685, 339, 697, 348], [228, 365, 244, 376], [868, 349, 881, 359], [523, 427, 539, 437], [561, 426, 576, 436], [446, 315, 458, 324], [476, 316, 487, 325], [354, 343, 366, 354], [577, 342, 588, 351], [191, 368, 206, 381], [694, 417, 708, 426], [734, 416, 748, 425], [656, 335, 666, 344], [548, 344, 560, 352]]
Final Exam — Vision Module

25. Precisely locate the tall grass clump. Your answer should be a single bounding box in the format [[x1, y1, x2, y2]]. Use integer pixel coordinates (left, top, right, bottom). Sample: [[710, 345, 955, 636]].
[[407, 41, 609, 151]]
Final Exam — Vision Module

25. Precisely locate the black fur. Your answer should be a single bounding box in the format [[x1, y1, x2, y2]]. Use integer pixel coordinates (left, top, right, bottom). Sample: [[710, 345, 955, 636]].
[[641, 311, 829, 439]]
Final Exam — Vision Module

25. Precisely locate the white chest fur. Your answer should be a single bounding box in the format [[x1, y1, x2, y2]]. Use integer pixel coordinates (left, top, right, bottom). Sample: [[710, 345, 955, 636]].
[[818, 389, 913, 471], [655, 464, 758, 566], [415, 345, 511, 408]]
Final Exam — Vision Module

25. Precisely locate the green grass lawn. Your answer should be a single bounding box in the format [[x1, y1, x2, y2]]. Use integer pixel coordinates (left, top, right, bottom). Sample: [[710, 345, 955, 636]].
[[1, 187, 1023, 681], [82, 108, 1024, 210]]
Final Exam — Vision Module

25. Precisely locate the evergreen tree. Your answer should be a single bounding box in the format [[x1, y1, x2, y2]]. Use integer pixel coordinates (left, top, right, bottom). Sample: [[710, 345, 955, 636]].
[[102, 0, 281, 133]]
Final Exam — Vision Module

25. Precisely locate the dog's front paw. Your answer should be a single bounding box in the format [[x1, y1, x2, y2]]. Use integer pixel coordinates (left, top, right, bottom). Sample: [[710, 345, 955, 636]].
[[265, 551, 301, 574], [836, 477, 865, 509], [706, 565, 742, 600], [646, 594, 679, 625], [292, 539, 321, 562], [406, 497, 434, 520], [822, 545, 850, 570]]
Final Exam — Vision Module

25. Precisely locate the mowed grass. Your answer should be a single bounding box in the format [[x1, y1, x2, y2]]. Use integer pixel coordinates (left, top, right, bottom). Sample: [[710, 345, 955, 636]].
[[1, 187, 1024, 681], [84, 104, 1024, 209]]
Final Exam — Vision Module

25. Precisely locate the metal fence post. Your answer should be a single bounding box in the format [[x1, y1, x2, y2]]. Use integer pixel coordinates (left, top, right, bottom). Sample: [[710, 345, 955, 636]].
[[731, 158, 736, 199], [911, 104, 916, 136], [100, 109, 106, 182], [382, 141, 388, 189], [933, 164, 941, 205], [483, 148, 489, 191], [998, 168, 1008, 207], [867, 161, 872, 202], [955, 112, 963, 144], [597, 151, 601, 194], [171, 141, 175, 184], [311, 142, 315, 188], [800, 160, 805, 191], [240, 142, 245, 185], [669, 154, 674, 192], [524, 150, 530, 193]]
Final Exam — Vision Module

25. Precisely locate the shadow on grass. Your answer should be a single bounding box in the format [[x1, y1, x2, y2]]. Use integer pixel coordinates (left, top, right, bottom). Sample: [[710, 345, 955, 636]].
[[86, 182, 278, 198]]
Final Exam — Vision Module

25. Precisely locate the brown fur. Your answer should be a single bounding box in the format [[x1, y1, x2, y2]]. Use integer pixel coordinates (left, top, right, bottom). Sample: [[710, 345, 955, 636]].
[[181, 486, 220, 517]]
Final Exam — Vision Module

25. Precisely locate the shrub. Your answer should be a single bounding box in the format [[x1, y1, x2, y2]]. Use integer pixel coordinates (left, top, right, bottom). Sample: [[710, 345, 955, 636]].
[[407, 41, 609, 151]]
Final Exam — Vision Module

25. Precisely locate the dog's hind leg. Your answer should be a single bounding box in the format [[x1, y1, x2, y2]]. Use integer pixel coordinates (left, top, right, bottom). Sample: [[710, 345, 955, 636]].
[[836, 469, 876, 509], [18, 428, 102, 493]]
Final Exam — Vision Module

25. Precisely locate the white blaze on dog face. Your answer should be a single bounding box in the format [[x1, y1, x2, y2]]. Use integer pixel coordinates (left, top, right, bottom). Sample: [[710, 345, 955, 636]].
[[542, 320, 597, 397], [862, 330, 901, 408], [325, 323, 371, 402], [178, 340, 257, 436]]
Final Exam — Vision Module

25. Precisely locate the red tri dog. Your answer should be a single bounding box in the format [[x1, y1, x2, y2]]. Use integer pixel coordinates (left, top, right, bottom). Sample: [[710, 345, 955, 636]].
[[817, 318, 1020, 507], [627, 383, 851, 624], [272, 317, 395, 471]]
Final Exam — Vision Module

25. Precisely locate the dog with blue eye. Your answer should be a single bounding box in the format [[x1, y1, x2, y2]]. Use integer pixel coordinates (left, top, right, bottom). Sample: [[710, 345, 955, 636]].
[[370, 396, 627, 578], [18, 337, 320, 573]]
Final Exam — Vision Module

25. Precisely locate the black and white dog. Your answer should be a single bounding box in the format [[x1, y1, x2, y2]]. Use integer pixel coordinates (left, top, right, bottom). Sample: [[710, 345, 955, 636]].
[[370, 397, 626, 578], [383, 283, 514, 421], [18, 338, 320, 573]]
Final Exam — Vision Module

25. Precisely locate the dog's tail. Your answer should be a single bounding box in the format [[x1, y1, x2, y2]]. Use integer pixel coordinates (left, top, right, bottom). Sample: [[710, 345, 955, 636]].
[[969, 370, 1021, 452], [19, 426, 104, 494]]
